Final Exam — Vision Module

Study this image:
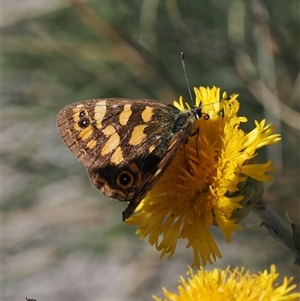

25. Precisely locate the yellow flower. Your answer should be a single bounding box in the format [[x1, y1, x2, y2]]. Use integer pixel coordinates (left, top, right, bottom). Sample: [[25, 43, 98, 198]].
[[126, 86, 281, 267], [153, 265, 300, 301]]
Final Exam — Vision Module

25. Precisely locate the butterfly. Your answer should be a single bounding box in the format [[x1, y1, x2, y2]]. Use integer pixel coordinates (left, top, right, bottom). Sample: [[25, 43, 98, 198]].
[[56, 98, 208, 221]]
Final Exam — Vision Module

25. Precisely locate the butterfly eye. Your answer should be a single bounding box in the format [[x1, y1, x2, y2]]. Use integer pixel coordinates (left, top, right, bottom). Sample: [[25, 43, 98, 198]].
[[117, 171, 134, 188]]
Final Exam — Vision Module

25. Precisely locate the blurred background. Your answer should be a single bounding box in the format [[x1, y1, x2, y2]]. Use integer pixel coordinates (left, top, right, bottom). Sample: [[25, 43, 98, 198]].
[[3, 0, 299, 300]]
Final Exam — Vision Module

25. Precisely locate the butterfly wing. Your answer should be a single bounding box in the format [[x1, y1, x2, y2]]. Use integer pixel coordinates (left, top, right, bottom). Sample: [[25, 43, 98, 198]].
[[121, 126, 191, 220], [57, 98, 193, 220]]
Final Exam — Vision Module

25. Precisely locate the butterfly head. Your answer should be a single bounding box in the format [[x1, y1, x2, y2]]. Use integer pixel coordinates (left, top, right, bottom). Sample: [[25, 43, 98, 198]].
[[191, 102, 210, 121]]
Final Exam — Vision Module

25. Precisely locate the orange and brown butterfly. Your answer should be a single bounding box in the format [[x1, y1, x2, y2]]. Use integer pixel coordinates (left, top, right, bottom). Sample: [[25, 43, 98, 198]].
[[56, 98, 207, 221]]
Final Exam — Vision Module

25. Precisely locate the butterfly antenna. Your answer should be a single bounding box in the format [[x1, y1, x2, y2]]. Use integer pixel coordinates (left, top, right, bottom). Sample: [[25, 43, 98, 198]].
[[181, 52, 194, 105]]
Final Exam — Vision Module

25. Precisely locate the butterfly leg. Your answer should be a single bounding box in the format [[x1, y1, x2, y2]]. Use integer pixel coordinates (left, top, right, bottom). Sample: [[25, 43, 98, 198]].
[[190, 127, 200, 157], [183, 127, 200, 174]]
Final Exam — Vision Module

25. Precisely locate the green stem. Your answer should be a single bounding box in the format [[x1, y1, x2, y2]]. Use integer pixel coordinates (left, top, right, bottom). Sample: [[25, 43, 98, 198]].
[[253, 198, 300, 266]]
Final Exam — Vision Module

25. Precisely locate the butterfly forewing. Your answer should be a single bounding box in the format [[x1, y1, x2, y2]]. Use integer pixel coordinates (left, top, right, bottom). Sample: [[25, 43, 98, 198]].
[[57, 99, 176, 166]]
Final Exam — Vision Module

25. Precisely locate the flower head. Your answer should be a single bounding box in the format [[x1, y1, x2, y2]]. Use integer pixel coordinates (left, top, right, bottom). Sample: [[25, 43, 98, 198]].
[[126, 86, 281, 267], [153, 265, 300, 301]]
